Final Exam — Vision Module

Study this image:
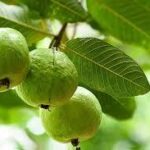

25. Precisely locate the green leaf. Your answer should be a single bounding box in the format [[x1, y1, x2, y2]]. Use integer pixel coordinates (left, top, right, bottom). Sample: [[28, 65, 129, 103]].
[[1, 0, 18, 4], [87, 0, 150, 49], [0, 90, 27, 108], [0, 2, 53, 44], [64, 38, 150, 98], [49, 0, 87, 22], [92, 90, 136, 120], [87, 16, 105, 32], [80, 84, 136, 120], [135, 0, 150, 10], [13, 0, 88, 21], [18, 0, 50, 18]]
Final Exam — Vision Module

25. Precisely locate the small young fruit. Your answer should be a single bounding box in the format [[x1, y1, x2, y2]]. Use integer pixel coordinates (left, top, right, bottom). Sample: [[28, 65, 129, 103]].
[[0, 28, 30, 92], [40, 86, 102, 143], [16, 48, 78, 107]]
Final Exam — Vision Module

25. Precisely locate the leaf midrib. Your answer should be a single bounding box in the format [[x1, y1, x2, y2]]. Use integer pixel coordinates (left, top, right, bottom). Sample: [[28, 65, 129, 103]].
[[65, 45, 149, 91], [51, 0, 86, 19], [0, 15, 54, 37], [102, 3, 150, 39]]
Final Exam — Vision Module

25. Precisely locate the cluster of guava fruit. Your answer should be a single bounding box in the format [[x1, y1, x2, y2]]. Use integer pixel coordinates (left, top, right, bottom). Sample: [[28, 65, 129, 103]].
[[0, 28, 102, 149]]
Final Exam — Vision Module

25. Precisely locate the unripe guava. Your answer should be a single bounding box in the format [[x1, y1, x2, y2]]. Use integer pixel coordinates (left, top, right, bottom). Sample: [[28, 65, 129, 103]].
[[0, 28, 30, 92], [40, 86, 102, 143], [16, 48, 78, 107]]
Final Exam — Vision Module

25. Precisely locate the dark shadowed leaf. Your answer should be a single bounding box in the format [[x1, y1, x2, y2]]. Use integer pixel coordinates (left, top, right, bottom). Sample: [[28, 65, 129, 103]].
[[92, 90, 136, 120], [81, 84, 136, 120], [17, 0, 50, 18], [49, 0, 87, 22]]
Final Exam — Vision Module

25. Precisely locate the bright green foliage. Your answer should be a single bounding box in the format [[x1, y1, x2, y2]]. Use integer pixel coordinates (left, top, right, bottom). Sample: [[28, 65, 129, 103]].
[[49, 0, 87, 22], [0, 28, 30, 92], [13, 0, 87, 22], [16, 48, 78, 107], [40, 87, 102, 143], [65, 38, 150, 98], [14, 0, 87, 22], [18, 0, 50, 18], [80, 84, 136, 120], [87, 0, 150, 49], [0, 2, 149, 150]]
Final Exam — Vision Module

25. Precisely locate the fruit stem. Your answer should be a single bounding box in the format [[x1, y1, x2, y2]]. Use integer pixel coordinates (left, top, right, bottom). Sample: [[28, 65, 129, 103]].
[[0, 78, 10, 89], [71, 139, 81, 150], [49, 23, 67, 49]]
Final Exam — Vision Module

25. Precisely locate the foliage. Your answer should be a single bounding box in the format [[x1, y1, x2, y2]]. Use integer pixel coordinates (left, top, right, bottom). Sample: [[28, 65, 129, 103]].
[[0, 0, 150, 149]]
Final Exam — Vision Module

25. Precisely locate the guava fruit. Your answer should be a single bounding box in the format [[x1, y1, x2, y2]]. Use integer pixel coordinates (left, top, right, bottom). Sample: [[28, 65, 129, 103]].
[[0, 28, 30, 92], [40, 86, 102, 144], [16, 48, 78, 107]]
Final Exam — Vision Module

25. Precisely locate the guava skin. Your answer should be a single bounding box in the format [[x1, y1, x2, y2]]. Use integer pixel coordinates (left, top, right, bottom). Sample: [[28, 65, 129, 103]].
[[0, 28, 30, 92], [40, 87, 102, 143], [16, 48, 78, 107]]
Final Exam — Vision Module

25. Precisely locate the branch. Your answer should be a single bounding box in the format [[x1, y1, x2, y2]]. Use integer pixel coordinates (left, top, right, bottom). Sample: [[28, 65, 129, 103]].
[[49, 23, 68, 49]]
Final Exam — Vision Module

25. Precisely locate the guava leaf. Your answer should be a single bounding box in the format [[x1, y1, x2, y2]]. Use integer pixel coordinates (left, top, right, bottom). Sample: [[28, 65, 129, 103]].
[[64, 38, 150, 98], [0, 2, 53, 44], [6, 0, 88, 22], [17, 0, 51, 18], [0, 90, 27, 108], [87, 16, 105, 32], [135, 0, 150, 10], [0, 0, 17, 4], [87, 0, 150, 49], [80, 84, 136, 120], [49, 0, 87, 22], [92, 89, 136, 120]]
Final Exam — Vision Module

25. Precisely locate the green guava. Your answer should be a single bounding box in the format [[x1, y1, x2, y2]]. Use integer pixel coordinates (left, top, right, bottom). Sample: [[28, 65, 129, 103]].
[[16, 48, 78, 107], [40, 86, 102, 143], [0, 28, 30, 92]]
